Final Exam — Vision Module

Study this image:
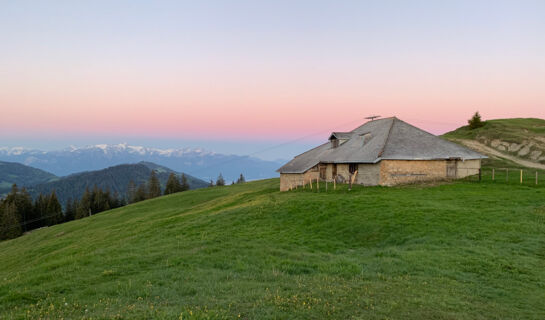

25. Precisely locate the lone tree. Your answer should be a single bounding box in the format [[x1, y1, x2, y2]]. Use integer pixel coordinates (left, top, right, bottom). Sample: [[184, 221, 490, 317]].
[[236, 173, 245, 184], [468, 111, 485, 129], [216, 173, 225, 186]]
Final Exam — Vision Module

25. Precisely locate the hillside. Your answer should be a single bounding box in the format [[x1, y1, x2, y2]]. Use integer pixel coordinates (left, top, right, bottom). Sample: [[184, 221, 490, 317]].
[[28, 162, 208, 205], [442, 118, 545, 169], [1, 179, 544, 319], [0, 161, 57, 197]]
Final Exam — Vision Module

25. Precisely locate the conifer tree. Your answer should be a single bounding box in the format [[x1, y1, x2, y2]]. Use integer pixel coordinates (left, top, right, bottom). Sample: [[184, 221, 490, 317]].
[[134, 184, 147, 202], [64, 198, 76, 222], [148, 170, 162, 198], [33, 194, 48, 229], [127, 180, 137, 204], [0, 202, 22, 240], [76, 188, 92, 219], [236, 173, 246, 184], [468, 111, 485, 129], [208, 179, 214, 187], [216, 173, 225, 186], [164, 173, 182, 195], [180, 173, 190, 191], [46, 191, 63, 226], [4, 184, 32, 232]]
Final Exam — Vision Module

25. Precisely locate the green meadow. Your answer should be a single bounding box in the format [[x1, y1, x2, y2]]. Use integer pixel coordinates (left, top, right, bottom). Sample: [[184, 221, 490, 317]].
[[1, 179, 545, 319]]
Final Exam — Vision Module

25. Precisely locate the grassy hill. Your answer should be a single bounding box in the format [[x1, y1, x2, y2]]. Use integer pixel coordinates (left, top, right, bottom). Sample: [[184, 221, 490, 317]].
[[1, 179, 544, 319], [0, 161, 57, 197], [29, 162, 209, 205], [442, 118, 545, 169]]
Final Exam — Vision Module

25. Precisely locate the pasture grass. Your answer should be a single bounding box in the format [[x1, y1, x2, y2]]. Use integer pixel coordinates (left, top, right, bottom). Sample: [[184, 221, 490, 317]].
[[1, 179, 545, 319]]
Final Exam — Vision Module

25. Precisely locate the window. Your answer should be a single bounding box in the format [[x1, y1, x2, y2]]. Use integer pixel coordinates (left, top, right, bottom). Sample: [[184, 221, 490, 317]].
[[349, 163, 358, 174]]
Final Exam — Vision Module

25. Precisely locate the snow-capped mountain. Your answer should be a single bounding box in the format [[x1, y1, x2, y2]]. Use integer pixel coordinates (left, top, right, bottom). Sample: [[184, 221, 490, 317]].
[[0, 144, 282, 181]]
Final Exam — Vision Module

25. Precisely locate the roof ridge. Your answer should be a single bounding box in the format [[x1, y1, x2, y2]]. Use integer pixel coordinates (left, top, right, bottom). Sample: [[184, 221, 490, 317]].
[[377, 118, 396, 158]]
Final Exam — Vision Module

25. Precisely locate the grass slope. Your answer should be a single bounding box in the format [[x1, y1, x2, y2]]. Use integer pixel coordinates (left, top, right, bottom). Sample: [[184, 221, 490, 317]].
[[1, 179, 545, 319], [442, 118, 545, 168], [442, 118, 545, 141]]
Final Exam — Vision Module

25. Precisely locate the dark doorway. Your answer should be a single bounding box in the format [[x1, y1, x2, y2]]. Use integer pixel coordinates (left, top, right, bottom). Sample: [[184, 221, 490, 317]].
[[447, 160, 457, 178], [319, 164, 326, 180]]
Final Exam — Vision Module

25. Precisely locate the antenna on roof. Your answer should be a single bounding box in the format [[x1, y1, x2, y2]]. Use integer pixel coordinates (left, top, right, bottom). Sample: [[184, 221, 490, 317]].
[[365, 115, 381, 121]]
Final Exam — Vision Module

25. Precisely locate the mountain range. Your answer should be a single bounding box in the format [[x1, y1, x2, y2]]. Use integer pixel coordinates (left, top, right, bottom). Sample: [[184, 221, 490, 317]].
[[0, 143, 282, 182], [28, 162, 208, 205], [0, 161, 57, 195], [0, 160, 208, 204]]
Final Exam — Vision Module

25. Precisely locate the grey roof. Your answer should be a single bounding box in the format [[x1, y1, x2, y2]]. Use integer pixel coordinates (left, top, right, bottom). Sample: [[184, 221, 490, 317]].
[[329, 132, 353, 140], [277, 117, 487, 173]]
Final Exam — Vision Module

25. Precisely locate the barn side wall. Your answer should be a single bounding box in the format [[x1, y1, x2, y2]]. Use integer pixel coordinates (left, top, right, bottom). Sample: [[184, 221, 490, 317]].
[[279, 170, 320, 191], [456, 159, 481, 178], [379, 160, 448, 186], [356, 163, 381, 186]]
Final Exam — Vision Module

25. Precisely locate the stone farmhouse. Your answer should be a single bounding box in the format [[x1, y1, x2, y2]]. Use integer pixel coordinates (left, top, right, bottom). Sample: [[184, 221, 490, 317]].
[[277, 117, 486, 191]]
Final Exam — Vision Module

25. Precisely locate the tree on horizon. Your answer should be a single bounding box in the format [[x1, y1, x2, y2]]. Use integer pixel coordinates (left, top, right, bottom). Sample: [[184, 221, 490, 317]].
[[216, 173, 225, 186], [468, 111, 485, 129]]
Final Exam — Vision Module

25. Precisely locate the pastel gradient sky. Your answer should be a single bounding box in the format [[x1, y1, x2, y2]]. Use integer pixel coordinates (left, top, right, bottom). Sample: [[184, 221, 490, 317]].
[[1, 0, 544, 159]]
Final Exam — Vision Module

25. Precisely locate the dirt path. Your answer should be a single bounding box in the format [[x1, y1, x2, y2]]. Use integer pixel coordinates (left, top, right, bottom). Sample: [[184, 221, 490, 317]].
[[455, 139, 545, 170]]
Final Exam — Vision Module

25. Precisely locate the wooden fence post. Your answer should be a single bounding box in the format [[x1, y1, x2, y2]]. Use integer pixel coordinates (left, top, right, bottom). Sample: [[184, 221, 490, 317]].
[[520, 170, 523, 184], [316, 178, 319, 191], [333, 176, 336, 190], [492, 168, 495, 181], [310, 178, 312, 189]]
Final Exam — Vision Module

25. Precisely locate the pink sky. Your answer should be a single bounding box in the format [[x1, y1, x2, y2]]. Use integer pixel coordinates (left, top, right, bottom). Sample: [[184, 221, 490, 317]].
[[1, 1, 544, 143]]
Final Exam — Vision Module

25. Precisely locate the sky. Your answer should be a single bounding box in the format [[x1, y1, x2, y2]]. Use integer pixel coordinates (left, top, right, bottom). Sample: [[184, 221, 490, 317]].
[[1, 0, 544, 160]]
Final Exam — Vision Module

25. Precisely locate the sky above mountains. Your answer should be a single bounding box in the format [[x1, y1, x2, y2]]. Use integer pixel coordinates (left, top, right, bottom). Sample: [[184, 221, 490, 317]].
[[1, 0, 544, 160]]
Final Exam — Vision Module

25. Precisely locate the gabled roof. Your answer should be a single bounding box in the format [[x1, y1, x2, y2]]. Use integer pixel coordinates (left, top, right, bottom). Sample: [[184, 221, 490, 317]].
[[277, 117, 486, 173]]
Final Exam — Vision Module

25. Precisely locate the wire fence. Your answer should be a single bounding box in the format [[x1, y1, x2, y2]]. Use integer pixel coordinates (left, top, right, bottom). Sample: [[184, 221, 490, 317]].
[[285, 167, 545, 192], [462, 167, 544, 187]]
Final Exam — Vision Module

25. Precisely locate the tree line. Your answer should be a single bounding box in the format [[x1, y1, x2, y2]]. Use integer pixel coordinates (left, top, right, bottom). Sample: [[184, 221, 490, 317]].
[[1, 170, 246, 241], [127, 172, 191, 204], [0, 184, 124, 240], [208, 173, 245, 187]]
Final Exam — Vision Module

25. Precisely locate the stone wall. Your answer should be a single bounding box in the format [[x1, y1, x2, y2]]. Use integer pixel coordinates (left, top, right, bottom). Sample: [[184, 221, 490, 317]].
[[281, 159, 482, 190], [356, 163, 381, 186], [379, 160, 448, 186], [456, 159, 481, 178], [279, 170, 320, 191]]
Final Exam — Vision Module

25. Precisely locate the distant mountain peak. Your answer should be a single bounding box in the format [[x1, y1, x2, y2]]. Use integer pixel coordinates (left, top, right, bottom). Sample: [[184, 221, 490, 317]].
[[59, 143, 217, 157], [0, 143, 281, 181]]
